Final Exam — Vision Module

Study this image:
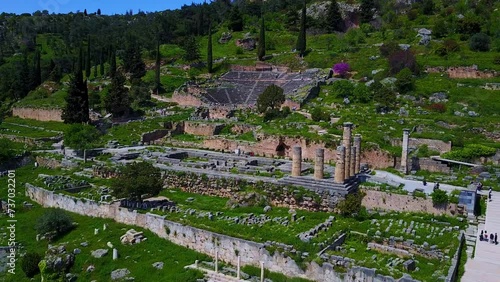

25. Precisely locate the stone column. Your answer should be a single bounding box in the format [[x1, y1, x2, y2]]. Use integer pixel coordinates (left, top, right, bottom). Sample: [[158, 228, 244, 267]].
[[292, 146, 302, 177], [354, 134, 361, 173], [260, 261, 265, 282], [401, 129, 410, 174], [334, 145, 346, 184], [350, 146, 356, 177], [237, 256, 241, 280], [113, 248, 118, 260], [215, 249, 218, 273], [343, 122, 353, 180], [314, 148, 324, 180]]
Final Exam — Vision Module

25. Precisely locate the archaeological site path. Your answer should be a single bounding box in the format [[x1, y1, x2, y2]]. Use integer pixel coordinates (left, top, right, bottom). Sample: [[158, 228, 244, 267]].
[[462, 191, 500, 282]]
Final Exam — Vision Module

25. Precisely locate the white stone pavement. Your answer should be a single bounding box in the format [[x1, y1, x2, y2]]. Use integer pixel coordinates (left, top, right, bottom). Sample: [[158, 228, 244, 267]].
[[371, 170, 467, 194], [462, 191, 500, 282]]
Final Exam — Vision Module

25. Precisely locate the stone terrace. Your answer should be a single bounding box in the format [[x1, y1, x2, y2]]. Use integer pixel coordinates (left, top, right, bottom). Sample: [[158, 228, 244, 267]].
[[204, 69, 320, 106]]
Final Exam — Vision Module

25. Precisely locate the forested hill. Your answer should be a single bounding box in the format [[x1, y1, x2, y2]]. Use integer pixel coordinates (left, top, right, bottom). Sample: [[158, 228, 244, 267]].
[[1, 0, 500, 112]]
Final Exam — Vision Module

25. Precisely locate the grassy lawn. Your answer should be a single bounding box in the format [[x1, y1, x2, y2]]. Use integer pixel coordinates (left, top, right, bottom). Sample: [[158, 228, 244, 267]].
[[0, 122, 61, 139]]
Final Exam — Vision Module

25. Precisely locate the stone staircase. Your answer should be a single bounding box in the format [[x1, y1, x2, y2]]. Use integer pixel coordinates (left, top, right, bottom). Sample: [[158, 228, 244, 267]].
[[278, 175, 359, 195], [462, 192, 500, 282]]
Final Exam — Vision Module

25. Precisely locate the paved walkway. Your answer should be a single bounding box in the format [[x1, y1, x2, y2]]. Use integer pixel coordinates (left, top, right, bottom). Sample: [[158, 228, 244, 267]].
[[462, 191, 500, 282], [370, 170, 467, 194]]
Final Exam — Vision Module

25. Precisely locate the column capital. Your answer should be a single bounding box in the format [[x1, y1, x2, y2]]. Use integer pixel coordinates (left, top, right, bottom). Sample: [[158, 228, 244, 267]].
[[343, 122, 353, 128]]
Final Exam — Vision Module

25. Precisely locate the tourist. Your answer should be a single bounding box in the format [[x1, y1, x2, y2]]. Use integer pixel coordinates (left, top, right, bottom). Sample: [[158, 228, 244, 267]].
[[423, 179, 427, 186], [495, 233, 498, 245], [485, 231, 488, 242], [480, 230, 484, 241], [489, 190, 492, 202], [490, 233, 494, 244]]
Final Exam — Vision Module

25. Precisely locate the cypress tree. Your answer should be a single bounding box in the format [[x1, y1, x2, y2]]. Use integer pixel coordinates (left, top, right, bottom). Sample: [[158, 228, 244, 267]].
[[207, 22, 213, 73], [110, 47, 116, 78], [85, 35, 91, 78], [99, 50, 104, 77], [257, 15, 266, 61], [34, 48, 42, 87], [296, 0, 307, 57], [62, 47, 90, 124], [155, 38, 162, 92], [326, 0, 344, 33]]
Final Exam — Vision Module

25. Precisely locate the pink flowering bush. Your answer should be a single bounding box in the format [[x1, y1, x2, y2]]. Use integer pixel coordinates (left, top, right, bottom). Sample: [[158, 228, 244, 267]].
[[333, 62, 350, 77]]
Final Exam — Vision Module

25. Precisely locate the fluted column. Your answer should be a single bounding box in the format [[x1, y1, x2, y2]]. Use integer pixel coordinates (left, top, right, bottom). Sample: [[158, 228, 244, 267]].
[[314, 148, 324, 180], [343, 122, 353, 180], [354, 134, 361, 174], [334, 145, 346, 183], [292, 146, 302, 177], [401, 129, 410, 174], [350, 146, 356, 177]]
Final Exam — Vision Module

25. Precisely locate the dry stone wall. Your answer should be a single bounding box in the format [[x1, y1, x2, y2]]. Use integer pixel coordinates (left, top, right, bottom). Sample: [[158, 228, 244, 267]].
[[184, 122, 225, 136], [362, 189, 459, 216], [12, 107, 63, 122], [25, 184, 411, 282]]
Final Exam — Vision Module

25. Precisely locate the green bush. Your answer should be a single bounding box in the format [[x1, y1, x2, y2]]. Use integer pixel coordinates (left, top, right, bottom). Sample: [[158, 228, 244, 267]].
[[21, 252, 42, 278], [337, 191, 365, 216], [431, 189, 448, 206], [442, 144, 496, 162], [35, 209, 74, 240], [395, 67, 415, 93], [469, 33, 490, 52], [310, 107, 330, 122]]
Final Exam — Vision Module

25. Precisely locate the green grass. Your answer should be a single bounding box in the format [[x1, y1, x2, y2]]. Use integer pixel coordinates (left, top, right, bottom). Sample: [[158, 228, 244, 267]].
[[0, 122, 60, 138], [15, 88, 67, 109]]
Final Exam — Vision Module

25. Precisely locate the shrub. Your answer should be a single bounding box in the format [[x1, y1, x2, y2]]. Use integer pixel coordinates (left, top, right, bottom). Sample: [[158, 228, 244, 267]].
[[337, 191, 365, 216], [311, 107, 330, 122], [442, 144, 496, 162], [493, 56, 500, 65], [379, 41, 400, 57], [431, 189, 448, 206], [426, 103, 447, 113], [395, 67, 415, 93], [332, 62, 350, 78], [388, 50, 418, 74], [21, 252, 42, 278], [331, 80, 355, 98], [469, 33, 491, 52], [35, 209, 74, 240]]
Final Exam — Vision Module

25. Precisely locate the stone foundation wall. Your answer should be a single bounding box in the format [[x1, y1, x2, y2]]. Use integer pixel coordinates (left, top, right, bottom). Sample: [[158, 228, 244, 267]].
[[426, 66, 498, 79], [184, 122, 226, 136], [12, 107, 63, 122], [231, 124, 255, 135], [361, 149, 396, 169], [141, 130, 170, 144], [361, 189, 459, 216], [171, 92, 204, 107], [26, 184, 409, 282], [412, 158, 451, 174], [209, 107, 235, 120], [35, 156, 62, 169]]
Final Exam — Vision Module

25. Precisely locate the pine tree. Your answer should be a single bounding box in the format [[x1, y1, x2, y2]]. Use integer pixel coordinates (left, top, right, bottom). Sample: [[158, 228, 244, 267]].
[[296, 0, 307, 57], [207, 22, 213, 73], [360, 0, 375, 24], [62, 47, 90, 124], [326, 0, 344, 33], [258, 15, 266, 61], [105, 72, 130, 117], [228, 6, 243, 32], [183, 36, 201, 62], [97, 8, 101, 15], [85, 35, 91, 78], [123, 37, 145, 85]]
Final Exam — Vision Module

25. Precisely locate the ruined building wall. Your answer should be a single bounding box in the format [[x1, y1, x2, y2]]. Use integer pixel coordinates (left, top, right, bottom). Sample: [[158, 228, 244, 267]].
[[12, 107, 63, 122], [184, 122, 226, 136]]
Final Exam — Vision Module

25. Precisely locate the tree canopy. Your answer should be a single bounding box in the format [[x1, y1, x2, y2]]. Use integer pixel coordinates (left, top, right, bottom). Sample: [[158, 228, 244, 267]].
[[111, 162, 164, 202], [256, 84, 285, 113]]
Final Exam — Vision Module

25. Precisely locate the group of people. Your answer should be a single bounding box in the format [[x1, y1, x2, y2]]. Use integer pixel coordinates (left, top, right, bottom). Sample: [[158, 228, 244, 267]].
[[480, 230, 498, 244]]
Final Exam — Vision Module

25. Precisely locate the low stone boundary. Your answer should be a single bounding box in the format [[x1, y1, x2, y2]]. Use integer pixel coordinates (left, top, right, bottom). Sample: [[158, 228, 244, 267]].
[[445, 231, 465, 282], [25, 184, 417, 282]]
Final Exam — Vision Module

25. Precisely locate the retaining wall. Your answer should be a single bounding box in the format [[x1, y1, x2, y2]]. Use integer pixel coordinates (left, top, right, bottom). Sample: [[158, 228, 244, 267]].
[[26, 184, 416, 282], [12, 107, 63, 122]]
